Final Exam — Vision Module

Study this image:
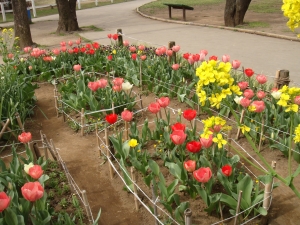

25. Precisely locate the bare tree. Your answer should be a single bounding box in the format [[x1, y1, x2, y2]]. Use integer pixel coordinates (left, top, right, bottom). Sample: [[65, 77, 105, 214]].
[[56, 0, 80, 33], [224, 0, 252, 27], [11, 0, 34, 48]]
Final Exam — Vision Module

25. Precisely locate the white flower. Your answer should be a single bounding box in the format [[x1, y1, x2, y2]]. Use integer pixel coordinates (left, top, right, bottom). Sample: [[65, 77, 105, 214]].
[[122, 81, 133, 91], [24, 162, 34, 174], [271, 91, 281, 99], [51, 56, 56, 60], [234, 96, 243, 105]]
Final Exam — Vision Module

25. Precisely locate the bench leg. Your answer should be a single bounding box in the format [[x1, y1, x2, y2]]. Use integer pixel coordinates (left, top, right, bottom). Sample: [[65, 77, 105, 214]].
[[183, 8, 186, 21], [168, 6, 172, 19]]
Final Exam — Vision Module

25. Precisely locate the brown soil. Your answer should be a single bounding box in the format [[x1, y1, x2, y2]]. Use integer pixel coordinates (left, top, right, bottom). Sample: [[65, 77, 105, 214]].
[[139, 0, 298, 39]]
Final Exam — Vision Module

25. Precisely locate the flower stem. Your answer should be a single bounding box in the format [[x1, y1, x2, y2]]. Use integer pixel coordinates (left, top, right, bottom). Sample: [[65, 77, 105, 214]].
[[288, 114, 294, 177]]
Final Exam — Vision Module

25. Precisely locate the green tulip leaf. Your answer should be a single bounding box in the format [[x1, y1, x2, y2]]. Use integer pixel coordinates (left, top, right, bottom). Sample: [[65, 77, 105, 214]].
[[4, 208, 18, 225], [237, 174, 253, 208], [148, 160, 160, 176], [257, 207, 268, 216]]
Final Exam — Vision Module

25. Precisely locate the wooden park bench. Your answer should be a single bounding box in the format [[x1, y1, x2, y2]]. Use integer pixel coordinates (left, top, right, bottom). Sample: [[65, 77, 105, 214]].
[[163, 3, 194, 21]]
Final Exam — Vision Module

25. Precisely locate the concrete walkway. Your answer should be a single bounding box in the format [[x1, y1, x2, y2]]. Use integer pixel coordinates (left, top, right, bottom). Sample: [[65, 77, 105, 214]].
[[2, 0, 300, 85]]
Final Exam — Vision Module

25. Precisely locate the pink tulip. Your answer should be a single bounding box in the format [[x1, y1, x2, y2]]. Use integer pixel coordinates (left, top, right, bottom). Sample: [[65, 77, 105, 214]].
[[199, 53, 206, 61], [155, 48, 162, 56], [170, 130, 187, 145], [88, 82, 99, 92], [256, 91, 266, 99], [183, 160, 196, 172], [240, 98, 251, 108], [138, 45, 145, 51], [243, 89, 254, 99], [200, 49, 208, 56], [68, 41, 73, 46], [97, 79, 108, 88], [24, 46, 32, 53], [76, 38, 81, 45], [160, 46, 166, 54], [52, 49, 60, 55], [121, 110, 133, 122], [60, 46, 67, 52], [238, 81, 248, 90], [166, 50, 173, 56], [256, 74, 267, 84], [68, 49, 74, 54], [200, 135, 213, 148], [193, 167, 212, 183], [123, 40, 129, 46], [113, 78, 124, 86], [73, 64, 81, 71], [28, 66, 33, 71], [28, 165, 43, 179], [148, 102, 161, 114], [157, 97, 170, 108], [172, 64, 180, 70], [294, 96, 300, 105], [7, 53, 14, 59], [21, 182, 44, 202], [129, 46, 136, 53], [60, 41, 66, 46], [251, 101, 265, 113], [18, 132, 32, 143], [113, 85, 122, 92], [222, 54, 230, 63], [232, 60, 241, 69], [0, 192, 10, 212], [188, 56, 194, 65], [140, 55, 147, 60], [172, 45, 180, 52]]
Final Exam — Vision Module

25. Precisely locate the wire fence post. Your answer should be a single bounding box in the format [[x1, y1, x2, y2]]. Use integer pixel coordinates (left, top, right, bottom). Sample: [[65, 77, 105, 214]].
[[33, 142, 42, 160], [0, 3, 6, 22], [31, 0, 36, 17], [81, 108, 85, 136], [117, 28, 123, 47], [15, 112, 25, 132], [184, 208, 192, 225], [258, 118, 265, 152], [105, 127, 114, 179], [227, 129, 232, 157], [233, 190, 243, 225], [42, 134, 57, 161], [0, 119, 10, 139], [274, 69, 290, 89], [54, 87, 59, 117], [139, 60, 143, 91], [61, 99, 66, 122], [235, 109, 245, 140], [151, 183, 159, 225], [82, 190, 93, 224], [263, 161, 276, 209], [168, 41, 175, 63], [130, 167, 139, 211], [77, 0, 81, 9]]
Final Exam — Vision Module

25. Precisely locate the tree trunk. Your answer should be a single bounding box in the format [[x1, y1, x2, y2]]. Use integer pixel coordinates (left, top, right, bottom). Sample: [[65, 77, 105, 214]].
[[11, 0, 34, 49], [56, 0, 80, 33], [224, 0, 252, 27]]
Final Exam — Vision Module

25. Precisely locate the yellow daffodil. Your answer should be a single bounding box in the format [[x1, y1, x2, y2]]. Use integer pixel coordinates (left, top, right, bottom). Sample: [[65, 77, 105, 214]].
[[213, 133, 227, 149], [240, 125, 250, 134], [112, 49, 117, 54], [294, 124, 300, 143], [285, 104, 298, 112], [248, 105, 256, 112], [128, 139, 138, 148]]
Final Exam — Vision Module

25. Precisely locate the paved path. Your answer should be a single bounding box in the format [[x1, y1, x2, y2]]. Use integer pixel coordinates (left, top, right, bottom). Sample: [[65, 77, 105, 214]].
[[3, 0, 300, 84]]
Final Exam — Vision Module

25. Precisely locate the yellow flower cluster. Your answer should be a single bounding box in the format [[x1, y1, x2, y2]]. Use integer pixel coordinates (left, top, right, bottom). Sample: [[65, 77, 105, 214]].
[[294, 124, 300, 143], [277, 85, 300, 112], [195, 60, 241, 109], [282, 0, 300, 38], [201, 116, 231, 148], [128, 139, 138, 148]]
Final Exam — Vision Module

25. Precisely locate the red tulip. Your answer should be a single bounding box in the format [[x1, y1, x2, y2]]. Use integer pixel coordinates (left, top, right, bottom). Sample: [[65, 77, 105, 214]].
[[250, 101, 265, 113], [107, 34, 112, 39], [88, 49, 95, 55], [170, 130, 187, 145], [244, 68, 254, 77], [240, 98, 251, 108], [0, 192, 10, 212], [209, 55, 218, 61], [200, 49, 208, 56], [140, 55, 147, 61], [243, 89, 254, 99], [256, 74, 267, 84], [148, 102, 161, 114], [222, 54, 230, 63], [107, 55, 113, 61], [221, 164, 232, 177], [172, 64, 180, 70], [183, 109, 197, 121], [237, 81, 248, 90], [192, 54, 200, 62], [193, 167, 212, 183], [294, 96, 300, 105], [28, 165, 43, 179], [186, 141, 202, 153], [88, 82, 99, 92], [256, 91, 266, 99], [171, 123, 186, 132], [68, 40, 73, 46], [21, 182, 44, 202], [157, 97, 170, 108], [18, 132, 32, 143], [97, 79, 108, 88], [172, 45, 180, 52], [106, 113, 118, 124], [85, 43, 92, 49], [112, 34, 118, 40], [131, 53, 137, 60], [73, 64, 81, 71], [73, 47, 79, 54], [121, 110, 133, 122], [183, 160, 196, 172], [80, 47, 86, 53], [183, 53, 190, 60], [200, 135, 213, 148], [113, 77, 124, 86], [232, 60, 241, 69]]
